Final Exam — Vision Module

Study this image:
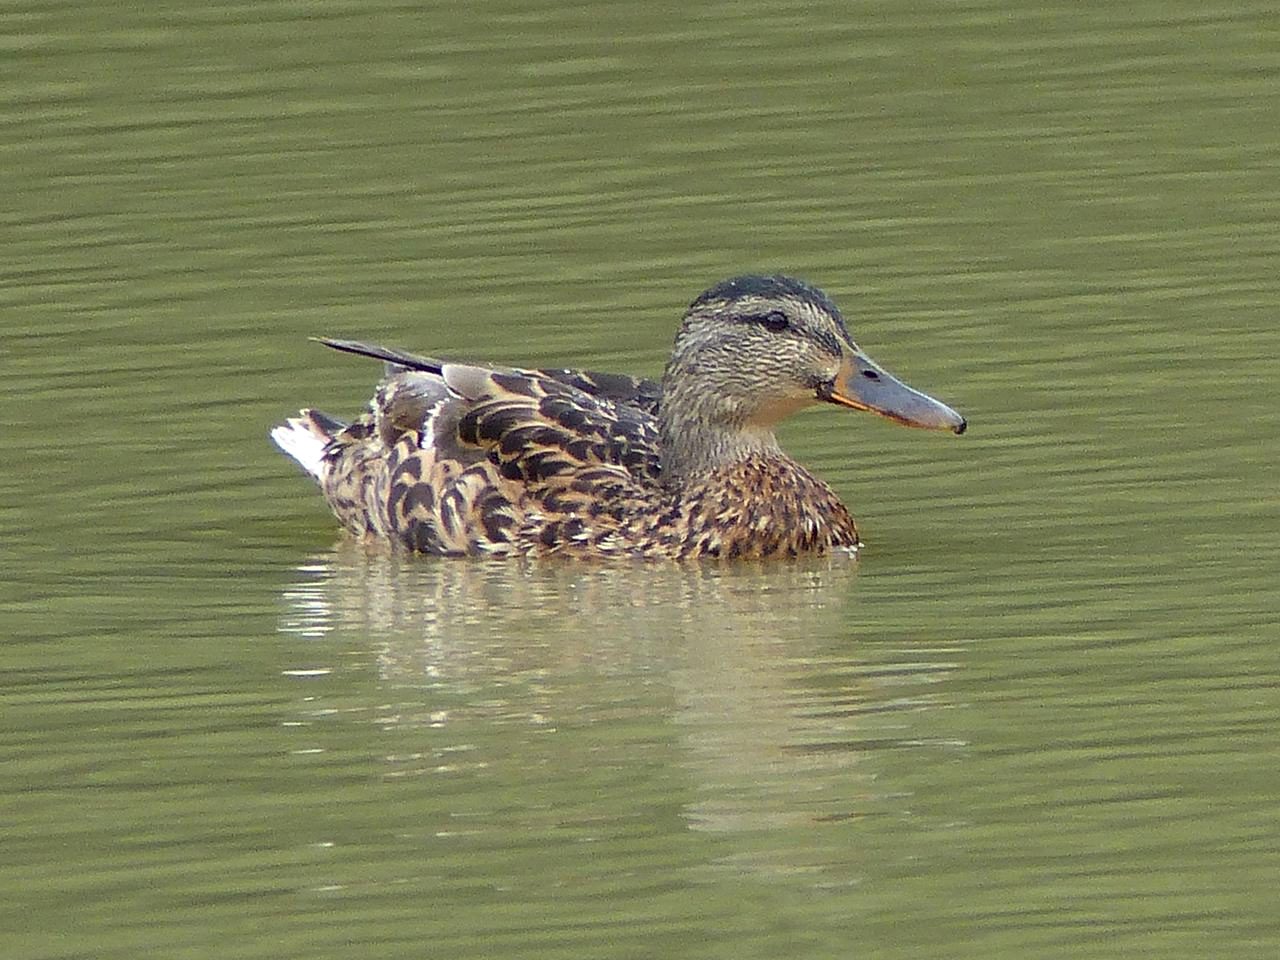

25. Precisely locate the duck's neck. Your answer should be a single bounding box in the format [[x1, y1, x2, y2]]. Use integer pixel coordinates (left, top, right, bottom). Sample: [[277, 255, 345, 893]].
[[658, 398, 784, 484]]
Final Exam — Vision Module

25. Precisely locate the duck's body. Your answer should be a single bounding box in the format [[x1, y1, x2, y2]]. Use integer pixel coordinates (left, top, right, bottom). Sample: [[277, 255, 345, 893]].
[[272, 275, 965, 559]]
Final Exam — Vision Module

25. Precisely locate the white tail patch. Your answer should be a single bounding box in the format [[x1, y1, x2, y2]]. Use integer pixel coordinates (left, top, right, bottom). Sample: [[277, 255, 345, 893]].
[[270, 410, 331, 481]]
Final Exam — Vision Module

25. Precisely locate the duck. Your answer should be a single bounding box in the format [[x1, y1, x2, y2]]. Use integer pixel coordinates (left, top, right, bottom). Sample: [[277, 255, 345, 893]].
[[271, 274, 966, 559]]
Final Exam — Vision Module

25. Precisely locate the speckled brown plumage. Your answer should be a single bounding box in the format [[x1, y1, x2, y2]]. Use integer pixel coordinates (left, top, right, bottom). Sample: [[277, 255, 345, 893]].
[[272, 275, 966, 559]]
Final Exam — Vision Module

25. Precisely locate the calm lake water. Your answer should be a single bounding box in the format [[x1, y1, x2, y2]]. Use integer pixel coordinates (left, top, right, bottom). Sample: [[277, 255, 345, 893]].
[[5, 1, 1279, 958]]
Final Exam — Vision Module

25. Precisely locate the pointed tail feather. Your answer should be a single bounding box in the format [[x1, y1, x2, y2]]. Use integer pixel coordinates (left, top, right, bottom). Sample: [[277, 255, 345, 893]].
[[312, 337, 445, 373]]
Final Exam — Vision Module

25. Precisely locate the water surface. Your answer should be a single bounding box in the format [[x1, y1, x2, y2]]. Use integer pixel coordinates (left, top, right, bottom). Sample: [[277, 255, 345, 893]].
[[4, 1, 1279, 958]]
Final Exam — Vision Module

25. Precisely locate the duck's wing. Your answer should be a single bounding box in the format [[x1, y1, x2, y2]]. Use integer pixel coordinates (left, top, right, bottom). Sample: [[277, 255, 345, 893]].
[[437, 362, 662, 485], [297, 339, 665, 555]]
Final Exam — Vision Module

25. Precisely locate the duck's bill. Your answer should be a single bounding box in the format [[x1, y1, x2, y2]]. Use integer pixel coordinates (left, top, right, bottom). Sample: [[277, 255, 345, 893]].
[[822, 351, 967, 434]]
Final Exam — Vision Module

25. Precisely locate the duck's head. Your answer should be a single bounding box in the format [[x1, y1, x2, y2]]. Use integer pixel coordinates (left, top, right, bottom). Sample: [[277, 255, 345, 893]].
[[659, 275, 965, 477]]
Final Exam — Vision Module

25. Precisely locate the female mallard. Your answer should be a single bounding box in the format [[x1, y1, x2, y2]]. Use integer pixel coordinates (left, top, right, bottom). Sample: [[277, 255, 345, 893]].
[[272, 275, 965, 559]]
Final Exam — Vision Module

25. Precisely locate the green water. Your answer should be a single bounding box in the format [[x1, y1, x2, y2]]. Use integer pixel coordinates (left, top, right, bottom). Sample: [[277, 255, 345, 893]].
[[4, 1, 1279, 957]]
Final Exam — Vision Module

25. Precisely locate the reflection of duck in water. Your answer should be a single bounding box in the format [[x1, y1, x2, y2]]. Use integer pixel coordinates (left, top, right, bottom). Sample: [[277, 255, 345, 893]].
[[272, 275, 965, 558], [278, 544, 872, 739], [277, 547, 961, 845], [279, 541, 862, 668]]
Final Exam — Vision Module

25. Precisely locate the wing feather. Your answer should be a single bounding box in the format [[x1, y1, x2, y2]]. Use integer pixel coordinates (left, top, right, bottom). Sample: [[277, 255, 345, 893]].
[[308, 338, 667, 556]]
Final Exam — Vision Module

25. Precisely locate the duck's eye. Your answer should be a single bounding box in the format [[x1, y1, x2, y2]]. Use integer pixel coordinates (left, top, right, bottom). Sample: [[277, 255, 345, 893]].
[[755, 310, 790, 332]]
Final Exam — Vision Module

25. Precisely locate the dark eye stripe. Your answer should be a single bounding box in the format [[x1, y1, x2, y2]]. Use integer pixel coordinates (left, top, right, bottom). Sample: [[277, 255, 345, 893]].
[[747, 310, 790, 332]]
